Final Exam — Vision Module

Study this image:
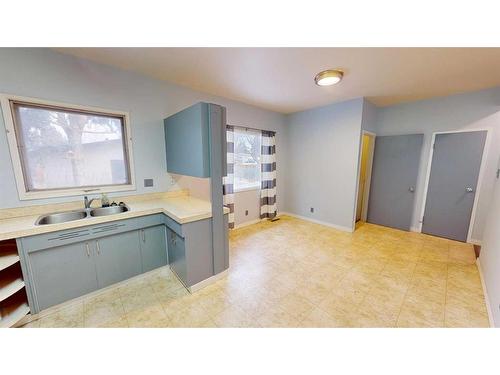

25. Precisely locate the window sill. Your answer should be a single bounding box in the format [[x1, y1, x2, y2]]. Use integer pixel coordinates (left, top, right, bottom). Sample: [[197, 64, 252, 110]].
[[234, 186, 261, 193], [17, 184, 136, 200]]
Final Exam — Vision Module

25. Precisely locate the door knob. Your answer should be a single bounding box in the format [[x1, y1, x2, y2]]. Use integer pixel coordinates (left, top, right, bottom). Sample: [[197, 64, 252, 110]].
[[465, 187, 474, 193], [408, 186, 415, 193]]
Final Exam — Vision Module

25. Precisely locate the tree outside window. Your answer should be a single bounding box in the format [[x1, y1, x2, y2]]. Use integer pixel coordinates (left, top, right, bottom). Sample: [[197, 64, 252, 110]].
[[233, 128, 261, 191]]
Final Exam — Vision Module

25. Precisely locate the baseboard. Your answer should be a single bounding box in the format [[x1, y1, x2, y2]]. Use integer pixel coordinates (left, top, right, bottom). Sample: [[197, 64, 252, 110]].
[[233, 218, 265, 229], [476, 258, 495, 328], [188, 269, 229, 293], [469, 238, 483, 246], [280, 211, 353, 233], [233, 213, 289, 229], [233, 211, 353, 233]]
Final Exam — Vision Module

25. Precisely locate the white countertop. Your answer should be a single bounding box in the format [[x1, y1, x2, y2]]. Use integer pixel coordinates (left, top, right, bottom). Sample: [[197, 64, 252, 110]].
[[0, 196, 229, 241]]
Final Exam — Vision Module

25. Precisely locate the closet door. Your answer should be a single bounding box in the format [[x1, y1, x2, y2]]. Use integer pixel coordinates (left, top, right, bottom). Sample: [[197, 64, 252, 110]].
[[422, 131, 487, 242], [367, 134, 423, 231]]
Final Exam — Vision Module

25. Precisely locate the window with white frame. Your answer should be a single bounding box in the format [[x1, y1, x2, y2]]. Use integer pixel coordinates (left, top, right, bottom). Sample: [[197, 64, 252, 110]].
[[233, 128, 261, 192], [1, 95, 135, 199]]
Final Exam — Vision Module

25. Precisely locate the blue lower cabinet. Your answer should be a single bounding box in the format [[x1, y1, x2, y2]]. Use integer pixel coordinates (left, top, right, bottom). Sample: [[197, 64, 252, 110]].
[[29, 241, 98, 311], [167, 229, 187, 286], [165, 218, 215, 288], [19, 213, 228, 313], [94, 231, 142, 289], [140, 225, 168, 273]]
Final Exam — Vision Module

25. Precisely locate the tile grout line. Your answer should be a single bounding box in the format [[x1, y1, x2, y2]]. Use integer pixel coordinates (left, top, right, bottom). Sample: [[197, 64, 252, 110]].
[[116, 289, 131, 328], [393, 245, 421, 328]]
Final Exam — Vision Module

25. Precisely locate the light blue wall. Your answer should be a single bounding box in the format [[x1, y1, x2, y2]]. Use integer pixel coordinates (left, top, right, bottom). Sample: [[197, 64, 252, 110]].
[[361, 99, 378, 133], [282, 89, 500, 240], [375, 87, 500, 241], [0, 48, 287, 211], [284, 98, 364, 230]]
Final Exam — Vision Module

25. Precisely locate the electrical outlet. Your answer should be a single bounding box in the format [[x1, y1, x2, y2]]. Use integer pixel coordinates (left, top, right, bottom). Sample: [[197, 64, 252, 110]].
[[144, 178, 154, 187], [245, 210, 249, 216], [169, 175, 176, 186], [310, 207, 314, 213]]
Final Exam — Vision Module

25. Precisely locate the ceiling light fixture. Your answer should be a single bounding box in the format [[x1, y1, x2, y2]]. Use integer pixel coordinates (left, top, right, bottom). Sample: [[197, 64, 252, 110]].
[[314, 69, 344, 86]]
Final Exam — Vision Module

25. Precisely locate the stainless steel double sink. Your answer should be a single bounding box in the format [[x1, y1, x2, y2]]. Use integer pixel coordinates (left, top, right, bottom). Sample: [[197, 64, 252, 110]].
[[36, 205, 130, 225]]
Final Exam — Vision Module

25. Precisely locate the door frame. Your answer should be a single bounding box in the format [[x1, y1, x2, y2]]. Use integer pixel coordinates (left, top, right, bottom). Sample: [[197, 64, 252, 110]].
[[419, 128, 492, 244], [353, 130, 376, 230]]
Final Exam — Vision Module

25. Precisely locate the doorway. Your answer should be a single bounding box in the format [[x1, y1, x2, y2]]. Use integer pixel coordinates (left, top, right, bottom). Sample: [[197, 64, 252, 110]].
[[355, 131, 375, 224], [421, 129, 488, 242]]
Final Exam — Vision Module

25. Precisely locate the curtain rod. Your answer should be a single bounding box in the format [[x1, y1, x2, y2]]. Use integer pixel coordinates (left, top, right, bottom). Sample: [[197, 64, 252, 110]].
[[228, 124, 276, 133]]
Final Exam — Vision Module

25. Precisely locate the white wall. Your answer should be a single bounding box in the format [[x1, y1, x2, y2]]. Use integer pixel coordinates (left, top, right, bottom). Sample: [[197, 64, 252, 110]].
[[283, 98, 364, 230], [375, 87, 500, 242], [170, 174, 211, 201], [478, 171, 500, 326], [0, 48, 287, 214]]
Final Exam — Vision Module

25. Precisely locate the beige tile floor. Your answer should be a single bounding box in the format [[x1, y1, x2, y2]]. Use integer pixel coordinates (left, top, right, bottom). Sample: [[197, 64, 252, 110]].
[[21, 216, 490, 328]]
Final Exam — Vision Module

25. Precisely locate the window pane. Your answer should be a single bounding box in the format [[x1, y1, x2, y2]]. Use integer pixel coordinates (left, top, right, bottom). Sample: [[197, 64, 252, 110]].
[[12, 103, 130, 191], [233, 129, 261, 190]]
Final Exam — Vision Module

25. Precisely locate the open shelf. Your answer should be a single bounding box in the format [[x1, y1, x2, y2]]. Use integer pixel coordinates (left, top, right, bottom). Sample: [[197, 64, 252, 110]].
[[0, 252, 19, 272], [0, 276, 25, 302], [0, 239, 30, 327], [0, 302, 30, 328], [0, 239, 20, 272], [0, 288, 30, 328]]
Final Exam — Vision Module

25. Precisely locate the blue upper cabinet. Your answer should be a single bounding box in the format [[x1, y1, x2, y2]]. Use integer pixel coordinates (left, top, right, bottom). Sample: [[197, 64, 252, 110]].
[[164, 102, 211, 178]]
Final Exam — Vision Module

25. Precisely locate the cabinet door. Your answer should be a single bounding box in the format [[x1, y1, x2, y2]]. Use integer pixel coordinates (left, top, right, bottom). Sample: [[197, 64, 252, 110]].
[[29, 242, 98, 311], [140, 225, 167, 273], [167, 229, 187, 286], [94, 231, 142, 288], [164, 102, 210, 177]]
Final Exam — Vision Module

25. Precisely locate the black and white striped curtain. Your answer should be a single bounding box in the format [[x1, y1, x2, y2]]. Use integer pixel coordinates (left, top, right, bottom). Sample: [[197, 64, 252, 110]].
[[260, 130, 277, 219], [223, 125, 235, 228]]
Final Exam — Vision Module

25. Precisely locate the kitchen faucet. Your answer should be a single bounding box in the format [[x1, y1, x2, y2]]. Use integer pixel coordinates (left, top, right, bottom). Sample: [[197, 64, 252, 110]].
[[84, 196, 96, 209]]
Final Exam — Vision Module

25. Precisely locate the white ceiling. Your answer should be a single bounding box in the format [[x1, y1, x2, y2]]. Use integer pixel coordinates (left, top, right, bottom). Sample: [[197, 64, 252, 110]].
[[55, 48, 500, 114]]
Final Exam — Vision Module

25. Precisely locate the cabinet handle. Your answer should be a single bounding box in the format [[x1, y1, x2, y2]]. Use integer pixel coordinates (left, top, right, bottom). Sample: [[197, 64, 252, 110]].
[[85, 242, 90, 257], [141, 229, 146, 242], [96, 240, 101, 255]]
